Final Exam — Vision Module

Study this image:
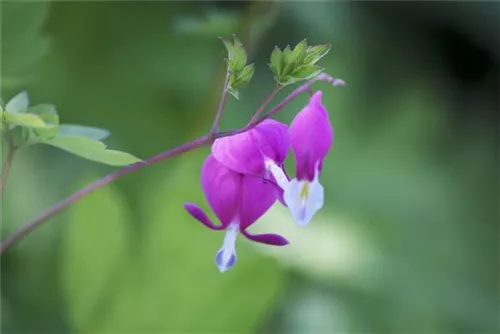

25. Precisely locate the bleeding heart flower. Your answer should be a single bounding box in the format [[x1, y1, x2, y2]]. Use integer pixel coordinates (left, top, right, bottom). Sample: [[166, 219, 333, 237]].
[[284, 90, 333, 227], [184, 154, 288, 273]]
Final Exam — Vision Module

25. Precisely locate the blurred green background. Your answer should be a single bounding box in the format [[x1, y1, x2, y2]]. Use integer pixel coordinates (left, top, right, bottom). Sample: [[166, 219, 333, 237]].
[[1, 1, 499, 333]]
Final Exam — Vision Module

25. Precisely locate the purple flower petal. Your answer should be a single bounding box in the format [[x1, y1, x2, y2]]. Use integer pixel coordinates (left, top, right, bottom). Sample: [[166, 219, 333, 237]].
[[211, 119, 289, 176], [184, 203, 223, 230], [201, 155, 241, 228], [289, 90, 333, 181], [238, 174, 278, 230], [241, 230, 289, 246], [253, 119, 289, 165]]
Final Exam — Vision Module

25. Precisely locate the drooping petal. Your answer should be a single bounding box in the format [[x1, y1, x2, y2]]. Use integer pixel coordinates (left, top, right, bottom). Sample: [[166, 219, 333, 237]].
[[238, 174, 279, 230], [184, 203, 224, 230], [201, 155, 241, 228], [289, 90, 333, 181], [241, 230, 289, 246], [212, 119, 289, 176], [6, 91, 29, 114], [283, 175, 324, 227], [215, 223, 239, 272]]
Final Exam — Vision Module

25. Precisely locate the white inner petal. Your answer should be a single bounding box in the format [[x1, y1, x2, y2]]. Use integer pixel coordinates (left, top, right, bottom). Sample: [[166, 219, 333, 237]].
[[265, 159, 289, 189], [283, 175, 324, 227], [216, 223, 239, 272]]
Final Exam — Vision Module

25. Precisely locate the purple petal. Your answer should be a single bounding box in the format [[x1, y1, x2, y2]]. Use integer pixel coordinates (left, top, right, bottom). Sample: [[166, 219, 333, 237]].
[[184, 203, 223, 230], [289, 90, 333, 181], [201, 155, 242, 228], [253, 119, 289, 165], [242, 230, 289, 246], [238, 175, 278, 229], [211, 128, 265, 175], [211, 120, 289, 176]]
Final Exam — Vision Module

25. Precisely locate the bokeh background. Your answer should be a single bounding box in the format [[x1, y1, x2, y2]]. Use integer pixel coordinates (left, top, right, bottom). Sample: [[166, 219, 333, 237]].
[[1, 1, 499, 333]]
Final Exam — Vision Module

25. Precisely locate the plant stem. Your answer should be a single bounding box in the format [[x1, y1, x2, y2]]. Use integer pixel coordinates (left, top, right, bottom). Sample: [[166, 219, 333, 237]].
[[249, 83, 281, 124], [0, 137, 15, 200], [0, 72, 344, 254], [0, 136, 209, 253], [209, 69, 231, 136]]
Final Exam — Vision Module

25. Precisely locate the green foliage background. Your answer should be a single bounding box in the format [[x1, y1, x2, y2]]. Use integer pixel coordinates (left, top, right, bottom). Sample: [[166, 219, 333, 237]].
[[1, 2, 498, 333]]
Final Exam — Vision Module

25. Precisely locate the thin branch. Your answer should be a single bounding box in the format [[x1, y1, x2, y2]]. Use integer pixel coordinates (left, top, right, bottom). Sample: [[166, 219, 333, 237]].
[[0, 137, 16, 199], [0, 72, 344, 254], [0, 136, 210, 253], [209, 69, 231, 136], [248, 83, 281, 124]]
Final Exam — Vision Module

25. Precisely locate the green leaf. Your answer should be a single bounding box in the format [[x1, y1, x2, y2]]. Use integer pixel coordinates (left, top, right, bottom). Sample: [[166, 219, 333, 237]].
[[292, 65, 324, 81], [33, 105, 59, 140], [231, 35, 247, 71], [269, 46, 283, 77], [292, 39, 308, 64], [231, 63, 254, 88], [41, 136, 141, 166], [221, 35, 247, 72], [220, 36, 235, 63], [61, 178, 129, 333], [281, 45, 294, 73], [3, 112, 53, 129], [58, 124, 111, 141], [303, 44, 331, 65], [5, 91, 29, 114], [94, 152, 284, 333]]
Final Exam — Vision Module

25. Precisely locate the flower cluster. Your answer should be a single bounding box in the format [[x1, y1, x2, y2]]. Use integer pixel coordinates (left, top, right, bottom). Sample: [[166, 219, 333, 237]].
[[184, 91, 333, 272]]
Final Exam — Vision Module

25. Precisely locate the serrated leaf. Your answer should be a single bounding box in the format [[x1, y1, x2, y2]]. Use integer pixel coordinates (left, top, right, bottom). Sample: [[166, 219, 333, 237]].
[[270, 46, 283, 76], [231, 36, 247, 71], [58, 124, 111, 141], [5, 91, 29, 114], [282, 45, 295, 77], [42, 136, 141, 166], [292, 39, 308, 64], [62, 178, 129, 333], [292, 65, 324, 81], [303, 44, 331, 65], [231, 64, 254, 88], [220, 37, 235, 63], [3, 112, 53, 129]]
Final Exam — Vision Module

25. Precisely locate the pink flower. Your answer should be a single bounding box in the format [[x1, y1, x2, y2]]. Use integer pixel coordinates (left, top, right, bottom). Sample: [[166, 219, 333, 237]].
[[284, 90, 333, 226], [184, 155, 288, 273]]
